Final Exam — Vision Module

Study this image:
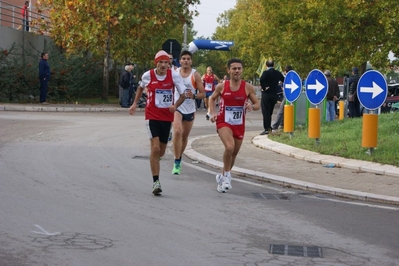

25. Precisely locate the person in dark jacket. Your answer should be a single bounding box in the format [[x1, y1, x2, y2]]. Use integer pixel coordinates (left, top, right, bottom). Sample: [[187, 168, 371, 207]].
[[348, 67, 361, 118], [259, 60, 285, 135], [324, 70, 340, 121], [38, 52, 50, 104], [271, 65, 293, 131], [119, 63, 134, 108]]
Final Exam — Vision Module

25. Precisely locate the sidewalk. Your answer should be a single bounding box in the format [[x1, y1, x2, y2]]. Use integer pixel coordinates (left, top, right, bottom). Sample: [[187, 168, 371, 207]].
[[2, 103, 399, 205], [185, 131, 399, 205], [0, 103, 131, 112]]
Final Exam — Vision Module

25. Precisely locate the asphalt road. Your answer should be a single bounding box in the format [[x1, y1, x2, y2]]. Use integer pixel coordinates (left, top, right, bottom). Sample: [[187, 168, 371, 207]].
[[0, 111, 398, 266]]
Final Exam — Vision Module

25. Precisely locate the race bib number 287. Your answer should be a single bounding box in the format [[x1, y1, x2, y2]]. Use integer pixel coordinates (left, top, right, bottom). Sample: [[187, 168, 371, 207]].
[[225, 106, 244, 125]]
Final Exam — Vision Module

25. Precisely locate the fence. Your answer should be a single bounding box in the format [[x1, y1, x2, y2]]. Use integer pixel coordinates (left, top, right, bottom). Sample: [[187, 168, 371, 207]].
[[0, 0, 49, 32]]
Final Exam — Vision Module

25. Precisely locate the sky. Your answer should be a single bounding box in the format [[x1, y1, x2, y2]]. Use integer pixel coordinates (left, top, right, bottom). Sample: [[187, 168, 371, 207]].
[[190, 0, 236, 38]]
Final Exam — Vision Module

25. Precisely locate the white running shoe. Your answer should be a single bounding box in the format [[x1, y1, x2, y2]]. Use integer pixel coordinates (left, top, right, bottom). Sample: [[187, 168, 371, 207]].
[[222, 173, 232, 190], [216, 174, 226, 193]]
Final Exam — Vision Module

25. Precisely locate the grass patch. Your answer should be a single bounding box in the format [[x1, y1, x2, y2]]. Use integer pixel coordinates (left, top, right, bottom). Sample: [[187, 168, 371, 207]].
[[268, 112, 399, 167]]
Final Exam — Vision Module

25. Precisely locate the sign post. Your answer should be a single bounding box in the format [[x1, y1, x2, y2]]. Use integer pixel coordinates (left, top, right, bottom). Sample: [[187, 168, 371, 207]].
[[162, 39, 181, 66], [305, 69, 328, 141], [357, 70, 388, 155], [283, 70, 302, 135]]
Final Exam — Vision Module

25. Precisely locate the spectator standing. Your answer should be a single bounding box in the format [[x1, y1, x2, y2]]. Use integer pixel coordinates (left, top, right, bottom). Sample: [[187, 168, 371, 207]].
[[271, 65, 293, 131], [119, 62, 134, 108], [38, 52, 50, 104], [21, 1, 29, 31], [209, 58, 260, 193], [259, 60, 285, 135], [128, 50, 186, 195], [348, 67, 361, 118], [202, 66, 220, 120], [171, 50, 205, 175], [324, 70, 340, 121]]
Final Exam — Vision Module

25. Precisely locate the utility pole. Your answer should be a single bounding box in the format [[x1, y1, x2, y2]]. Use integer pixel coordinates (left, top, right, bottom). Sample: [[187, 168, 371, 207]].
[[182, 0, 188, 50]]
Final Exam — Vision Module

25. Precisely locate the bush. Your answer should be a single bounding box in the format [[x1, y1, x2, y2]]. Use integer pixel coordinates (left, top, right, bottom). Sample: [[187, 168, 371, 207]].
[[0, 43, 106, 103]]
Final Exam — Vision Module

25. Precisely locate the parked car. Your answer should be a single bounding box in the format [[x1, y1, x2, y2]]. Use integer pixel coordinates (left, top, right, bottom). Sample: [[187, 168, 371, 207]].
[[381, 83, 399, 113], [390, 102, 399, 113]]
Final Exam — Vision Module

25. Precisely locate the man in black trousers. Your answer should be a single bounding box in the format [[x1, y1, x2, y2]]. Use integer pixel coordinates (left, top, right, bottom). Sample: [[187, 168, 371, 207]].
[[259, 60, 285, 135]]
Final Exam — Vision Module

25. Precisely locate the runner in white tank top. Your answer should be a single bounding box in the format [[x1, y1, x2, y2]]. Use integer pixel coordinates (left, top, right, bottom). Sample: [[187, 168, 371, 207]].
[[171, 50, 205, 175]]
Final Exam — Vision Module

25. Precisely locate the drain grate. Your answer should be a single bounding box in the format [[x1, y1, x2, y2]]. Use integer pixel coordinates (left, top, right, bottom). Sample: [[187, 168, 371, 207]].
[[269, 244, 322, 258], [252, 193, 290, 200]]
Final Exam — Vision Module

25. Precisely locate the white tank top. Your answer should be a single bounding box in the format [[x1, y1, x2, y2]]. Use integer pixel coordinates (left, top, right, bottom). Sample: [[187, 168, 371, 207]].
[[175, 68, 197, 114]]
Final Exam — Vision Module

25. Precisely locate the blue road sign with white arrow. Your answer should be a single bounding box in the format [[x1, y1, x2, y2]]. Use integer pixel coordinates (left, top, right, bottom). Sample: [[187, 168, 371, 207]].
[[305, 69, 328, 105], [283, 70, 302, 103], [357, 70, 387, 110]]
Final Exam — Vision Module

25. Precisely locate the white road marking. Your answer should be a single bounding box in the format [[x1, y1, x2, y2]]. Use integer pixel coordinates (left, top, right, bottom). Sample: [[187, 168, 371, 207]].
[[32, 224, 60, 236]]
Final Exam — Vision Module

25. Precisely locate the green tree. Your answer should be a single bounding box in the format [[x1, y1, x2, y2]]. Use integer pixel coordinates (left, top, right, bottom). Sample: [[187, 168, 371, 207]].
[[36, 0, 199, 100], [211, 0, 399, 79], [211, 0, 272, 80], [284, 0, 399, 75]]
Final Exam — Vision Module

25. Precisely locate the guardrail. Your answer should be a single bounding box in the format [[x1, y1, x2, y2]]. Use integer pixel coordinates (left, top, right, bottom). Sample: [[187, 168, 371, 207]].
[[0, 0, 49, 32]]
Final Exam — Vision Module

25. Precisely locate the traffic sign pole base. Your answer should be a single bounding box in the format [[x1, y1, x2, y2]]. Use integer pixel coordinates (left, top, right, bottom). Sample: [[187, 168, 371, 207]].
[[365, 148, 374, 156]]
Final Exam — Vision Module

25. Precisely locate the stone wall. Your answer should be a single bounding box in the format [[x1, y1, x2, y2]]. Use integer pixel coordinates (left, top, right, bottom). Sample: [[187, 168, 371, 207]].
[[0, 24, 51, 56]]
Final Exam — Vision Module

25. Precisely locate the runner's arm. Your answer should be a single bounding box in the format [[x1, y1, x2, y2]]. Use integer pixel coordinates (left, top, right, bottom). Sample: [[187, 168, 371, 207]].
[[246, 83, 260, 111], [172, 71, 186, 109], [209, 83, 223, 122]]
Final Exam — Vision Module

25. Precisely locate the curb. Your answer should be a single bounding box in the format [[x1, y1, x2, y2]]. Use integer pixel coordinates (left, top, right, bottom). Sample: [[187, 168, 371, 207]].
[[0, 104, 146, 113], [184, 134, 399, 205], [252, 135, 399, 178]]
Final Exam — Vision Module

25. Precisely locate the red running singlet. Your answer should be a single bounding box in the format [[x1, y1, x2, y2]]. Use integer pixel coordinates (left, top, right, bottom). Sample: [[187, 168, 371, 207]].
[[216, 80, 248, 140], [145, 69, 175, 122]]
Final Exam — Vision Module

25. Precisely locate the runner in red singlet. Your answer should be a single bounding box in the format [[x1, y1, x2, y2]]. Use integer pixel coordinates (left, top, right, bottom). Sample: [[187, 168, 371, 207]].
[[209, 58, 260, 193], [128, 50, 186, 195], [202, 66, 220, 120]]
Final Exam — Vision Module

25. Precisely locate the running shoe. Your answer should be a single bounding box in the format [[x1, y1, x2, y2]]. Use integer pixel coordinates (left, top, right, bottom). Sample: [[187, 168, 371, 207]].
[[168, 131, 173, 141], [152, 181, 162, 195], [172, 162, 181, 175], [206, 114, 210, 120], [222, 173, 232, 190], [216, 174, 226, 193]]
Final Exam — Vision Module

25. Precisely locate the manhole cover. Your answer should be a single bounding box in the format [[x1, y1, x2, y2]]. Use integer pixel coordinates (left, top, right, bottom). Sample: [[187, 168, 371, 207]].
[[252, 193, 290, 200], [269, 244, 322, 257]]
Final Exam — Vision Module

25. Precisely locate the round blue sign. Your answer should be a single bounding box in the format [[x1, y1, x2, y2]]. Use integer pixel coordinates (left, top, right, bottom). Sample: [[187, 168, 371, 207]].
[[283, 70, 302, 103], [357, 70, 387, 110], [305, 69, 328, 105]]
